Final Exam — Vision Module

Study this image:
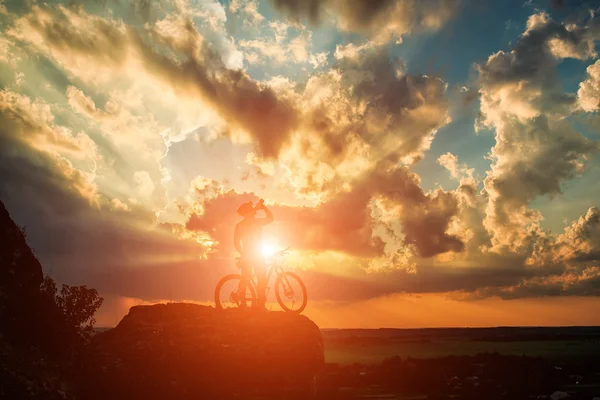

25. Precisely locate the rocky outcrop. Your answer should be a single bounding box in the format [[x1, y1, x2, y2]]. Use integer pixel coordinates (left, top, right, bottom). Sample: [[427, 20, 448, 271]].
[[82, 303, 324, 400]]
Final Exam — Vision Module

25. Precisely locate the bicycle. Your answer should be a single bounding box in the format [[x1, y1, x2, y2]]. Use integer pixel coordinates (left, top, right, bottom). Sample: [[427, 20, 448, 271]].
[[214, 248, 308, 313]]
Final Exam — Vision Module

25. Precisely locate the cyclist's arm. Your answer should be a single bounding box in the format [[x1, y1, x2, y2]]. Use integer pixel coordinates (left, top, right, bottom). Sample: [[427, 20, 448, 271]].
[[260, 205, 274, 225], [233, 224, 243, 254]]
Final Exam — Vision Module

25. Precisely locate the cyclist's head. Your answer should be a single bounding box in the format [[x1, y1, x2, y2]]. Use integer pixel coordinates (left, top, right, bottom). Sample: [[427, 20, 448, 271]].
[[237, 201, 256, 217]]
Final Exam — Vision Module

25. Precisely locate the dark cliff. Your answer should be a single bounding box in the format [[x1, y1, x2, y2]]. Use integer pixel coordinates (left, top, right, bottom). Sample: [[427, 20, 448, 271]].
[[0, 200, 44, 340], [0, 200, 76, 352], [82, 303, 324, 399], [0, 201, 43, 289], [0, 200, 76, 399]]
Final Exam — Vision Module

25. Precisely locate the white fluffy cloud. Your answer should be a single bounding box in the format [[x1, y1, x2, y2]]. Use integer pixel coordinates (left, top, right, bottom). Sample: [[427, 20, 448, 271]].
[[477, 12, 600, 251], [556, 207, 600, 262], [578, 60, 600, 112]]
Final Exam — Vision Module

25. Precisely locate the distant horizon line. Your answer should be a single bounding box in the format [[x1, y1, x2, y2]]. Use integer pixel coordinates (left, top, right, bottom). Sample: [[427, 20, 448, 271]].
[[95, 325, 600, 330], [319, 325, 600, 330]]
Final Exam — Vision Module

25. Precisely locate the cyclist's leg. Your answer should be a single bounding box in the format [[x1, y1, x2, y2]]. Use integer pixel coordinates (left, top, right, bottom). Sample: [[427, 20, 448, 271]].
[[238, 258, 252, 308], [255, 260, 267, 308], [240, 259, 252, 281]]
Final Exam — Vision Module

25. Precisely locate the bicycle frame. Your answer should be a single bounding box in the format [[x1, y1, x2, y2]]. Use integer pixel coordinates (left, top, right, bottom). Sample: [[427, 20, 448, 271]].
[[218, 249, 306, 312], [245, 259, 285, 298]]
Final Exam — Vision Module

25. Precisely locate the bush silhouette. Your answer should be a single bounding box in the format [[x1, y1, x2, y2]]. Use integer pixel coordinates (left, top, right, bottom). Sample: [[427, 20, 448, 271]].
[[40, 275, 104, 340]]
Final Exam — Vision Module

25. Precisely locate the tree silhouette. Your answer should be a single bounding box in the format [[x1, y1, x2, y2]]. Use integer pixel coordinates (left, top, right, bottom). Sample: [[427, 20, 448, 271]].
[[40, 275, 104, 340]]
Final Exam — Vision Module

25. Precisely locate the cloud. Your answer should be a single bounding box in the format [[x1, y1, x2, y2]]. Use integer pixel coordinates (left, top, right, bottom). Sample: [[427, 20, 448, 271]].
[[269, 0, 461, 44], [334, 41, 372, 60], [4, 1, 600, 307], [0, 33, 20, 66], [477, 12, 600, 250], [578, 59, 600, 112], [277, 47, 451, 198], [8, 4, 452, 201], [555, 207, 600, 262], [438, 153, 491, 254], [335, 49, 450, 162], [438, 152, 476, 185], [238, 23, 313, 65], [9, 4, 298, 159], [0, 89, 98, 171], [187, 157, 464, 260], [66, 86, 98, 115], [0, 88, 206, 289], [467, 264, 600, 299], [185, 188, 385, 258], [229, 0, 264, 26], [309, 51, 329, 68], [0, 89, 98, 205], [1, 81, 589, 303], [133, 171, 156, 198], [365, 161, 464, 258], [64, 84, 171, 209]]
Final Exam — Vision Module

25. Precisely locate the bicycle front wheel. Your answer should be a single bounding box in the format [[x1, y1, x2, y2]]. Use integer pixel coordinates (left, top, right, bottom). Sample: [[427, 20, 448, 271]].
[[214, 274, 256, 310], [275, 271, 307, 313]]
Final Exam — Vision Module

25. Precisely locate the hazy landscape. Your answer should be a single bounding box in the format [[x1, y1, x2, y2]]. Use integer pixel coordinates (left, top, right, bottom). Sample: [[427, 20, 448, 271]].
[[316, 327, 600, 399], [3, 194, 600, 399], [3, 0, 600, 399], [322, 326, 600, 364], [89, 321, 600, 399]]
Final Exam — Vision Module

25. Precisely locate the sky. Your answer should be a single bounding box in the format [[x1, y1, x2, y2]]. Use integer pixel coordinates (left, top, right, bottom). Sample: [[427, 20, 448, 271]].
[[1, 0, 600, 328]]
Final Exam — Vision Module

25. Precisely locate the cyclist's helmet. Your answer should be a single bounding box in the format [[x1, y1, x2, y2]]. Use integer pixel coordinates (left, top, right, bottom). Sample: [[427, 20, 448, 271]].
[[237, 201, 255, 216]]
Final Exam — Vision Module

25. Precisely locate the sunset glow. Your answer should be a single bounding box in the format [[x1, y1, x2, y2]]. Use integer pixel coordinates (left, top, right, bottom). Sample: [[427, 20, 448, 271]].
[[2, 0, 600, 328], [261, 240, 279, 258]]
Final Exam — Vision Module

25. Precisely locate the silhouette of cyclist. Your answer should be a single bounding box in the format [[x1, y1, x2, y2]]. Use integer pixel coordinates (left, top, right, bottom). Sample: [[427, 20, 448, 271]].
[[234, 199, 273, 310]]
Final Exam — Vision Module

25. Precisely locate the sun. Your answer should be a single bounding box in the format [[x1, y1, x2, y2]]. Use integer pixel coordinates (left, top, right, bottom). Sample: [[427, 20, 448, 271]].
[[261, 240, 279, 257]]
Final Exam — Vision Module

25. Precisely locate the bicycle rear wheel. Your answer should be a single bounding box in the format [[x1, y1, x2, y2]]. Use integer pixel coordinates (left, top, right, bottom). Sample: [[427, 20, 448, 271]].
[[275, 271, 307, 313], [214, 274, 256, 310]]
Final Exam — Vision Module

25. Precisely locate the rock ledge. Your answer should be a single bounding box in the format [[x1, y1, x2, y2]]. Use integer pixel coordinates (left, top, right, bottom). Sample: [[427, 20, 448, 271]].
[[82, 303, 324, 399]]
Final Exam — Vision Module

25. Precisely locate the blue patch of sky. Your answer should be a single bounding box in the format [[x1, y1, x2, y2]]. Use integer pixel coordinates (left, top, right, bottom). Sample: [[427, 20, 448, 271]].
[[252, 0, 354, 57], [229, 0, 358, 82], [532, 153, 600, 231], [406, 0, 538, 191], [408, 0, 599, 194], [393, 0, 533, 83], [165, 133, 252, 196]]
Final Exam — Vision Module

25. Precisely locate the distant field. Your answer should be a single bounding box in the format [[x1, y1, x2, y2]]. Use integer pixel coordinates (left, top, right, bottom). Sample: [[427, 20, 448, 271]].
[[324, 339, 600, 365], [322, 327, 600, 365]]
